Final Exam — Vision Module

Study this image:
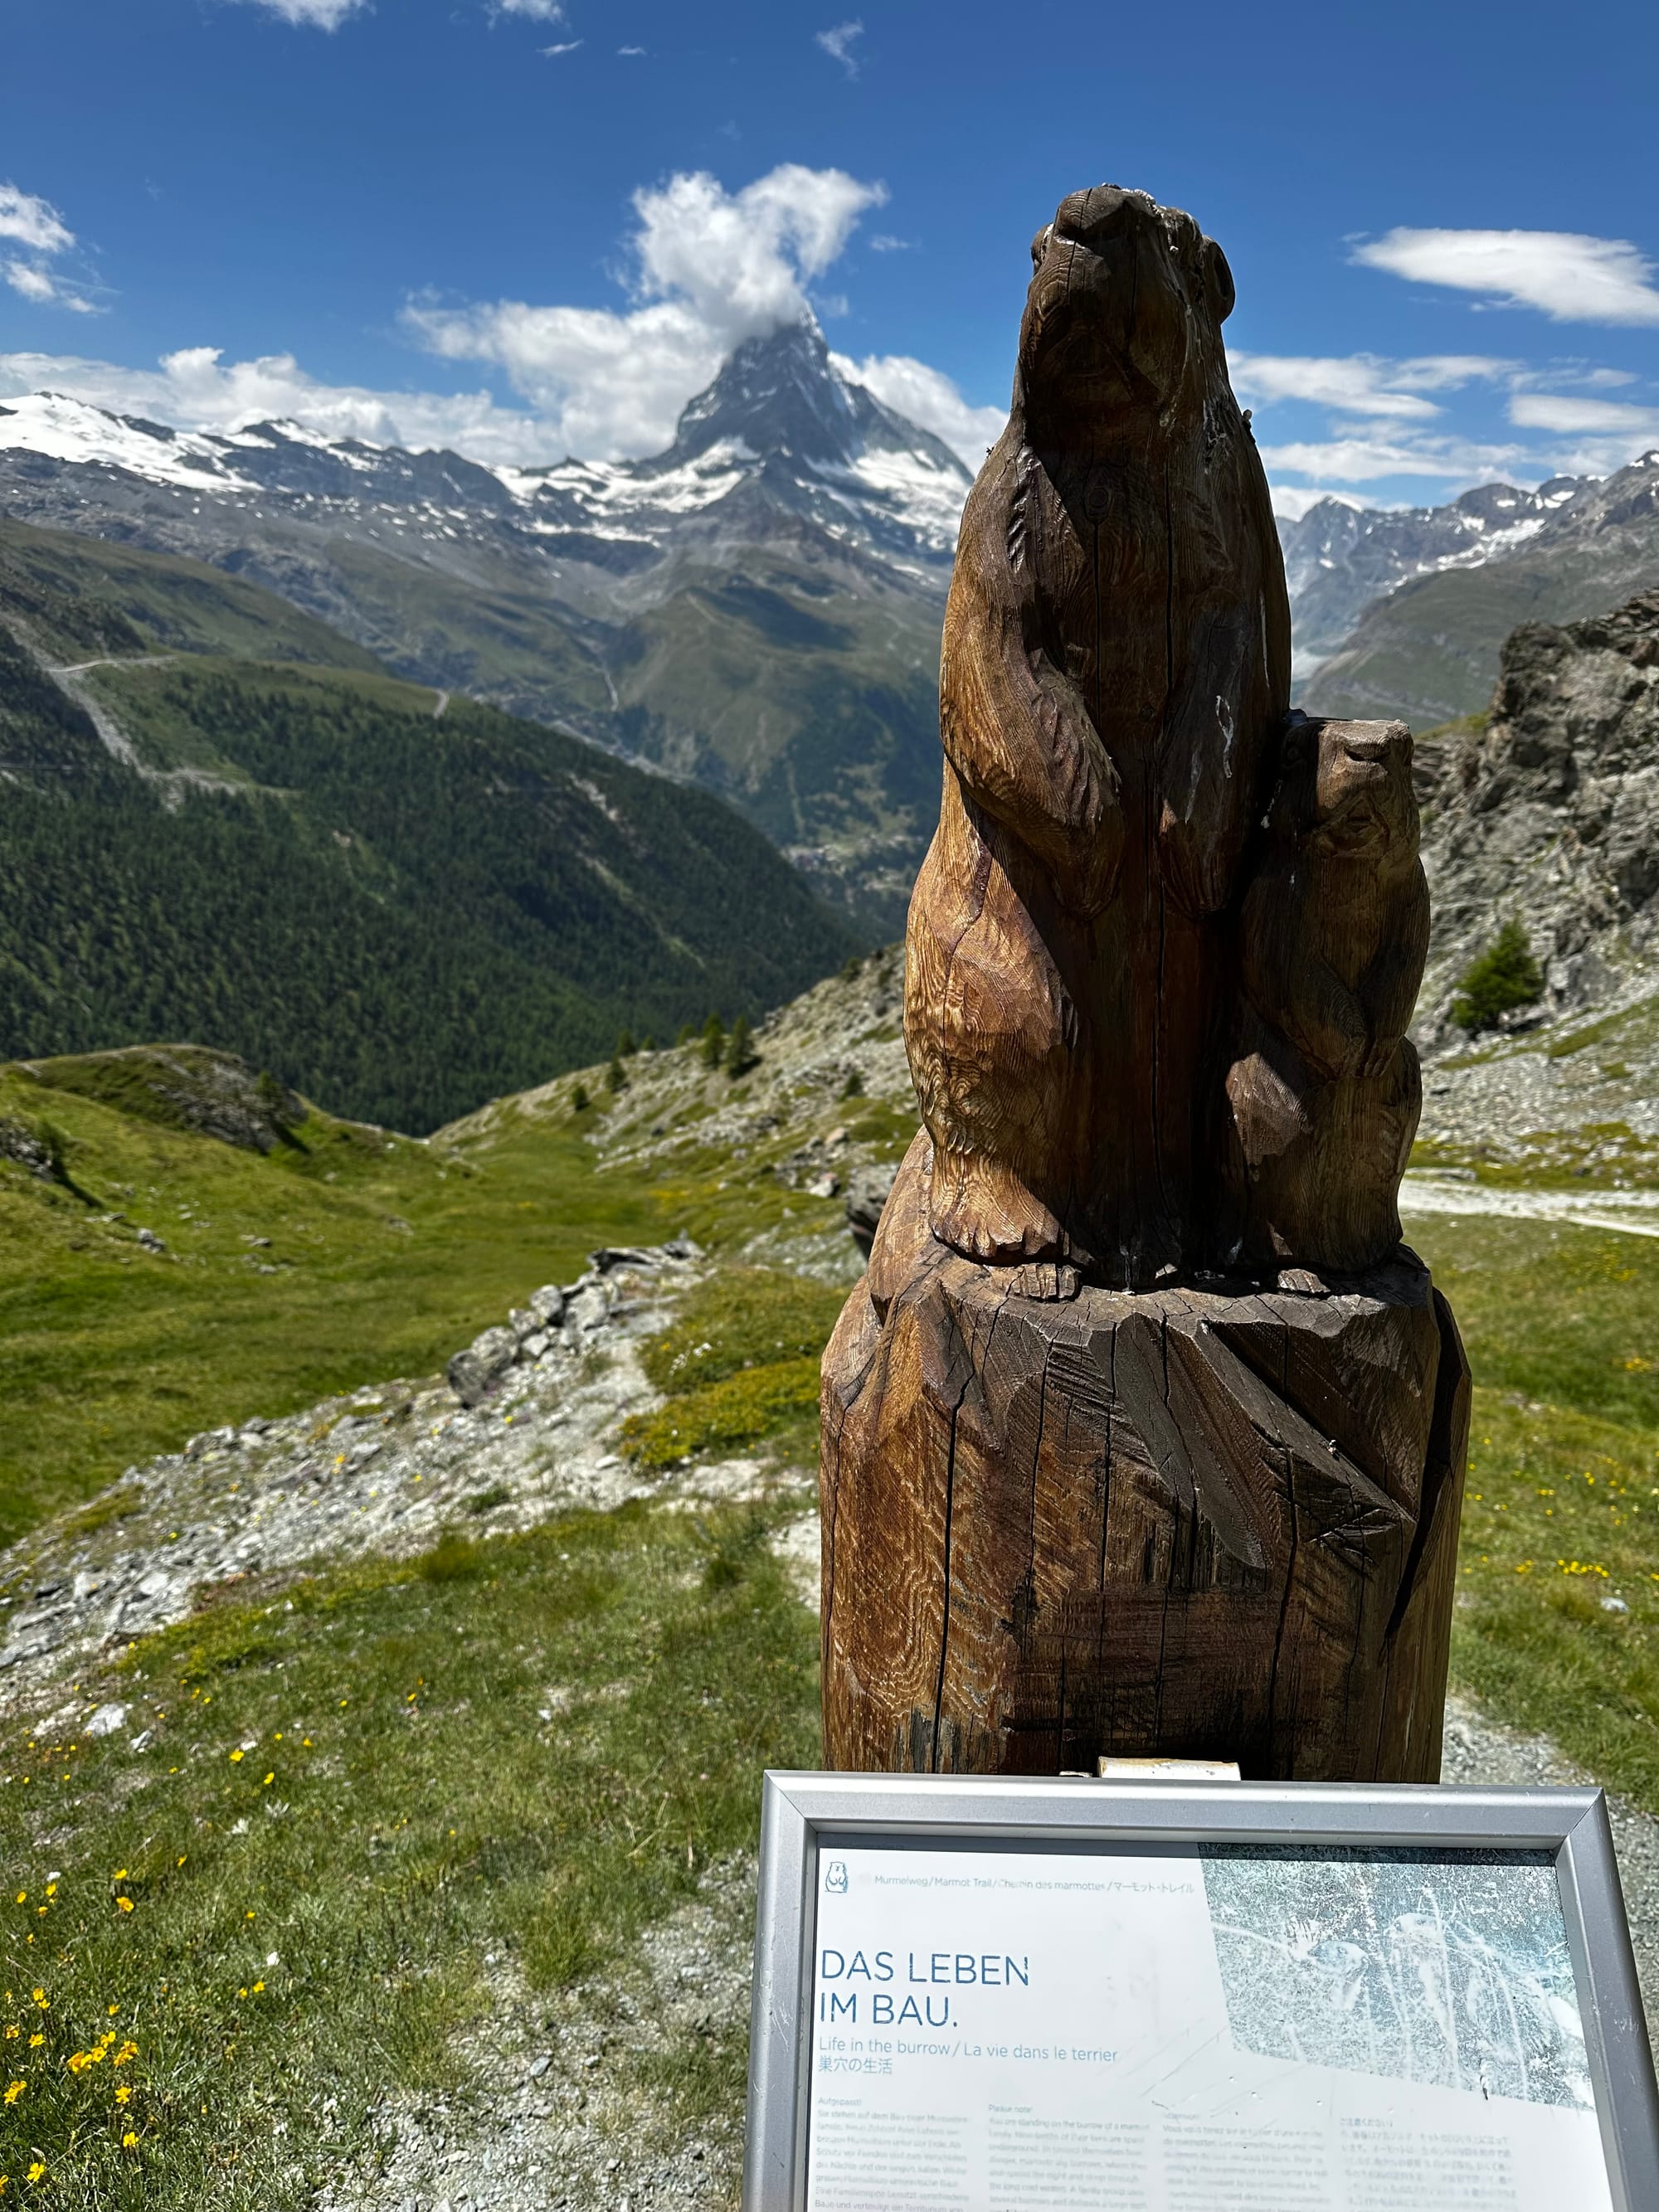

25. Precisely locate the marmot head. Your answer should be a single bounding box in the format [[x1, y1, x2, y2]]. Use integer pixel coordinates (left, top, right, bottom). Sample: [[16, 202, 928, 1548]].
[[1269, 716, 1418, 864], [1015, 186, 1235, 444]]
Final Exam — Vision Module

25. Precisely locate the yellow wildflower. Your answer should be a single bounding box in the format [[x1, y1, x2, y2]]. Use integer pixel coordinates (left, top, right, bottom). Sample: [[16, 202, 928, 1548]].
[[116, 1898, 134, 1914], [122, 2131, 139, 2149], [27, 2162, 46, 2181], [2, 2081, 22, 2105], [115, 2085, 132, 2105], [27, 2037, 40, 2050], [228, 1750, 244, 1764]]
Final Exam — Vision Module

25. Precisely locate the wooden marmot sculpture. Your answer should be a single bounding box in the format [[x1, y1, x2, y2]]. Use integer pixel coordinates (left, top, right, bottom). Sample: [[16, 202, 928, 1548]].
[[1222, 714, 1430, 1273], [905, 185, 1291, 1289]]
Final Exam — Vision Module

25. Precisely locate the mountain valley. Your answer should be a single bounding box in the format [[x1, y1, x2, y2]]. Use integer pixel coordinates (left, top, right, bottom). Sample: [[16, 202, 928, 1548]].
[[0, 517, 860, 1130], [0, 327, 968, 930]]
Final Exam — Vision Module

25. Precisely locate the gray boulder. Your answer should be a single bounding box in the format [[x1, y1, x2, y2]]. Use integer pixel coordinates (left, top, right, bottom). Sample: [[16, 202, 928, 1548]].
[[844, 1161, 899, 1258], [447, 1325, 518, 1407]]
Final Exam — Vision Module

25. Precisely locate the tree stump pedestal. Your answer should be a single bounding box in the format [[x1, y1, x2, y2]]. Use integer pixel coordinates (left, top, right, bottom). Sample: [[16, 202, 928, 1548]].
[[820, 1136, 1469, 1782]]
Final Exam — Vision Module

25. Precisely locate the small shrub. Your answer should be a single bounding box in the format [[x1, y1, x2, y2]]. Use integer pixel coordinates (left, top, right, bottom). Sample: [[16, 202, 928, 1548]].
[[700, 1014, 725, 1070], [570, 1081, 591, 1114], [700, 1509, 769, 1592], [420, 1530, 482, 1582], [840, 954, 863, 980], [839, 1067, 864, 1100], [1452, 921, 1545, 1033], [468, 1483, 512, 1515], [603, 1056, 628, 1095], [615, 1028, 637, 1058], [619, 1357, 821, 1468], [676, 1023, 694, 1047], [724, 1014, 755, 1078]]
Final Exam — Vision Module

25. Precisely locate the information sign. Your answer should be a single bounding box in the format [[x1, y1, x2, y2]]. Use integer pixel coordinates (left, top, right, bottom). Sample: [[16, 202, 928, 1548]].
[[744, 1776, 1659, 2212]]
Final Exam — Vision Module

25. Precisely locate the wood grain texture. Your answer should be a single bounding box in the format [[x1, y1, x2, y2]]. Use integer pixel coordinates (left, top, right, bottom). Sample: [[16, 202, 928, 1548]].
[[828, 187, 1464, 1783], [906, 185, 1290, 1290], [822, 1137, 1469, 1781], [1220, 714, 1430, 1273]]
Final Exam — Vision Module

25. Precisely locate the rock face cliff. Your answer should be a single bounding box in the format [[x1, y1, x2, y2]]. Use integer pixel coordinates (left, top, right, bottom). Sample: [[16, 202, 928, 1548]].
[[1418, 592, 1659, 1029], [1414, 591, 1659, 1165]]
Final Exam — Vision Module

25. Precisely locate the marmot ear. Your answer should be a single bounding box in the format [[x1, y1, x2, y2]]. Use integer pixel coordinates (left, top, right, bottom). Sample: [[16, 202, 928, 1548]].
[[1203, 236, 1236, 323], [1030, 223, 1053, 272]]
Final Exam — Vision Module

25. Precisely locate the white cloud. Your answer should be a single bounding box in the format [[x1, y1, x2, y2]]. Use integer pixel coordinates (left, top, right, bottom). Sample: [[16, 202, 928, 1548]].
[[0, 182, 95, 313], [226, 0, 367, 24], [1354, 226, 1659, 327], [831, 350, 1004, 469], [494, 0, 569, 13], [406, 162, 888, 456], [868, 235, 911, 254], [1230, 352, 1512, 421], [0, 184, 73, 256], [815, 20, 863, 75], [1268, 484, 1369, 523], [1503, 391, 1659, 477], [0, 346, 556, 466], [1509, 393, 1659, 435], [541, 39, 581, 54], [1256, 433, 1527, 484], [5, 260, 96, 314], [619, 44, 645, 55]]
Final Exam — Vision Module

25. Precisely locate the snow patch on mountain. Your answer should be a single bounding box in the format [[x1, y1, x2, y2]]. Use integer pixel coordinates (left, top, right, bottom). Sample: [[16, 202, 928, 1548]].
[[0, 391, 255, 493]]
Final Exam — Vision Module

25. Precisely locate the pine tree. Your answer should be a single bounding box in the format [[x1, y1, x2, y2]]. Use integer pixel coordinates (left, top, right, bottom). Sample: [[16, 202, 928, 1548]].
[[604, 1055, 627, 1094], [725, 1014, 754, 1077], [700, 1014, 726, 1069], [1451, 921, 1544, 1033]]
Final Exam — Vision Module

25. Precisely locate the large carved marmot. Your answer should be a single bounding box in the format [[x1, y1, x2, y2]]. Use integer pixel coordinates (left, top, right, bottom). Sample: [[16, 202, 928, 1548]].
[[1222, 716, 1429, 1273], [905, 184, 1291, 1289]]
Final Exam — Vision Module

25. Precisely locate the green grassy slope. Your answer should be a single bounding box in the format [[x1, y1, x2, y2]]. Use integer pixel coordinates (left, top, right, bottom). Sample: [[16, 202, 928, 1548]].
[[0, 1499, 815, 2210], [1, 609, 861, 1132], [0, 515, 383, 671], [0, 1028, 850, 1543], [608, 563, 943, 874], [1301, 542, 1659, 724], [301, 532, 615, 726]]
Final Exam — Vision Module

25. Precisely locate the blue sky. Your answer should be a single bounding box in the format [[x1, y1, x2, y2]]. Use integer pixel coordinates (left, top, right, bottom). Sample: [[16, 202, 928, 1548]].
[[2, 0, 1657, 513]]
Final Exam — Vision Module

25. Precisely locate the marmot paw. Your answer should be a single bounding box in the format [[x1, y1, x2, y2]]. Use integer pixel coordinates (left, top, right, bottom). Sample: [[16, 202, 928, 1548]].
[[928, 1150, 1065, 1265]]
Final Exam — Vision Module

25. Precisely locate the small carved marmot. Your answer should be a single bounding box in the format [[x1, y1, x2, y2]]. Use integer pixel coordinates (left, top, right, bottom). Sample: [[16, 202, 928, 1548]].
[[1222, 715, 1429, 1274], [904, 184, 1290, 1287]]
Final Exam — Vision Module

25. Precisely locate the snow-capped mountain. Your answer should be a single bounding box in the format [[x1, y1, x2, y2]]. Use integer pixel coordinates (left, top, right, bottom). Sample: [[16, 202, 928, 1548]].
[[0, 325, 972, 935], [5, 320, 1656, 922], [1298, 452, 1659, 727], [0, 323, 971, 596], [1278, 478, 1588, 675]]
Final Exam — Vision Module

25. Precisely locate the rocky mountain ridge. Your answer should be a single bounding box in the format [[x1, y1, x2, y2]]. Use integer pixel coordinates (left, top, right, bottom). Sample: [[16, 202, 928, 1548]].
[[1279, 478, 1584, 674], [1413, 588, 1659, 1169], [0, 327, 964, 928], [1300, 453, 1659, 727]]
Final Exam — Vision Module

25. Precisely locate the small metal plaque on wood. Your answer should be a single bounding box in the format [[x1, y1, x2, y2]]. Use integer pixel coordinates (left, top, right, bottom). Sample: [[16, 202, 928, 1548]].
[[743, 1773, 1659, 2212]]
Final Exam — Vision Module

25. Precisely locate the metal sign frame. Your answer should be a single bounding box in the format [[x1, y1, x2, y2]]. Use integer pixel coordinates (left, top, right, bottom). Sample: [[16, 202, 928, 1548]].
[[743, 1772, 1659, 2212]]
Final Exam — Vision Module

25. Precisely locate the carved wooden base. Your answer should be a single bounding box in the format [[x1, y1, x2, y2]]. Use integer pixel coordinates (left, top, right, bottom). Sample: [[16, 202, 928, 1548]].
[[820, 1135, 1469, 1782]]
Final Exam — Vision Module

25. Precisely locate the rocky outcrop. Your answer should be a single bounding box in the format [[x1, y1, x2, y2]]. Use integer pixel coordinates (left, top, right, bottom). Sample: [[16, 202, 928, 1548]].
[[17, 1043, 308, 1153], [0, 1242, 705, 1711], [1418, 591, 1659, 1036]]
